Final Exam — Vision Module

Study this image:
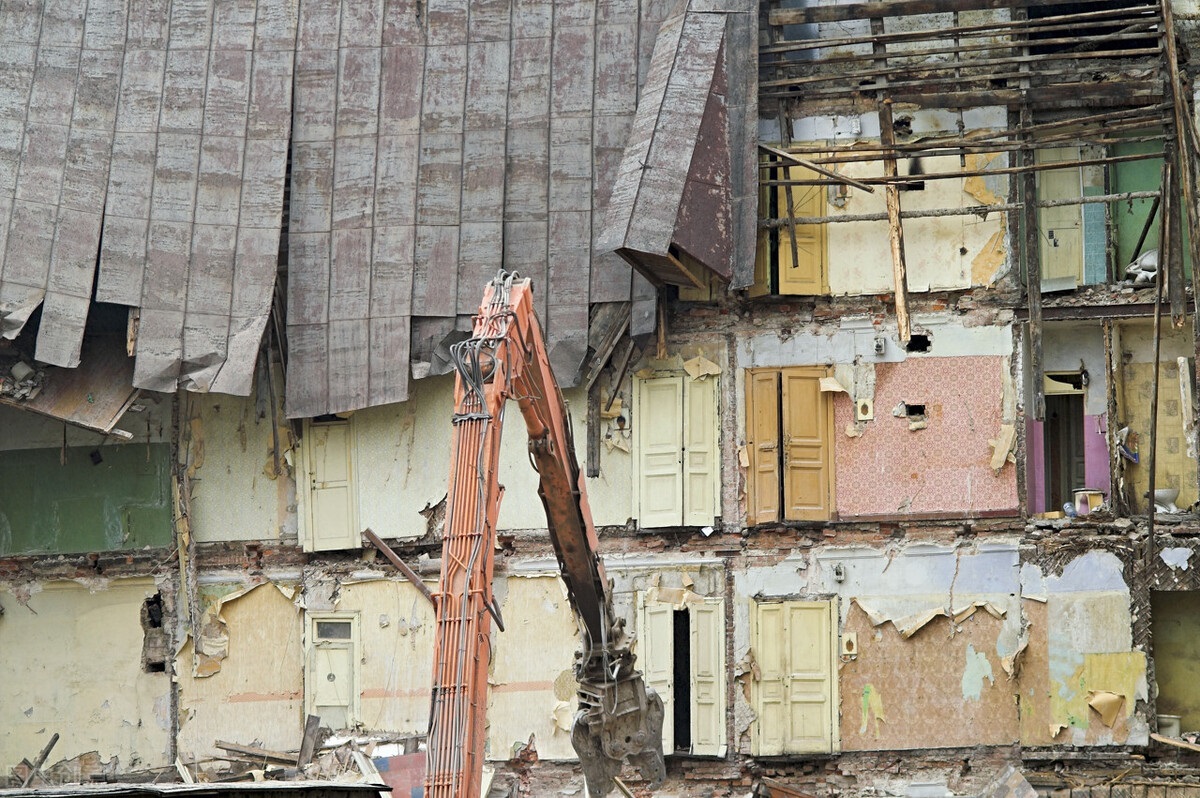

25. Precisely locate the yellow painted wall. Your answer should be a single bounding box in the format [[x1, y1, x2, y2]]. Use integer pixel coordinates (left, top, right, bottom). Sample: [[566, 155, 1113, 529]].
[[189, 374, 635, 545], [487, 575, 580, 761], [824, 153, 1008, 295], [350, 376, 634, 539], [175, 583, 304, 761], [189, 390, 296, 543], [332, 578, 438, 734], [1118, 322, 1197, 512], [0, 579, 171, 772]]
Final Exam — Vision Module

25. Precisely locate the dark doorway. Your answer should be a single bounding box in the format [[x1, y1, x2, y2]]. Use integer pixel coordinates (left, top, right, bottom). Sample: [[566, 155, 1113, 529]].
[[672, 610, 691, 753], [1045, 393, 1085, 511]]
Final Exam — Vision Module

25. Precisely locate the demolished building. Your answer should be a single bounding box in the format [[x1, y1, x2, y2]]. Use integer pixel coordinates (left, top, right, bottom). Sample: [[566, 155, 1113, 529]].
[[6, 0, 1200, 796]]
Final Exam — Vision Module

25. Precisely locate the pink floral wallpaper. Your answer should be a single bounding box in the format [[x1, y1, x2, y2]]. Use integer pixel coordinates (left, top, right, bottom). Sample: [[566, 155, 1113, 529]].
[[832, 356, 1019, 517]]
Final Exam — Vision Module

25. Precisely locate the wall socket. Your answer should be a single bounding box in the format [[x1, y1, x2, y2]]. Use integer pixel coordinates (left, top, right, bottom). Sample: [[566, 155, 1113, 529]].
[[841, 632, 859, 658], [857, 399, 874, 421]]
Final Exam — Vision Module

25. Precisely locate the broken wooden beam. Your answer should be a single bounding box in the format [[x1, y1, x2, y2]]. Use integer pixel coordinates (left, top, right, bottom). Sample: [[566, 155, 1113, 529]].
[[20, 732, 59, 788], [297, 714, 322, 767], [872, 16, 910, 344], [758, 145, 876, 193], [363, 528, 435, 607], [214, 741, 297, 766], [760, 776, 818, 798]]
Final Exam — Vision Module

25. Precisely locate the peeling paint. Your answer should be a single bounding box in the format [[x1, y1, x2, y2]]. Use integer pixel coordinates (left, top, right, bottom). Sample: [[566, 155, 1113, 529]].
[[1161, 547, 1192, 571], [962, 643, 995, 700], [859, 684, 886, 736]]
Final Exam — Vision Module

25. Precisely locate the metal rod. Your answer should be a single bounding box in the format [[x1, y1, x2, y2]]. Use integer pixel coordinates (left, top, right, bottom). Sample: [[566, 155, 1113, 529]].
[[364, 528, 436, 607], [759, 190, 1160, 227]]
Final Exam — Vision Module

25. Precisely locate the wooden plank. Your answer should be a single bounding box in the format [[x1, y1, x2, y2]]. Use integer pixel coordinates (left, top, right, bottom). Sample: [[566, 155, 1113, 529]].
[[214, 741, 297, 765], [332, 134, 378, 228], [367, 313, 410, 407], [150, 132, 201, 222], [1022, 108, 1045, 422], [369, 224, 415, 319], [38, 208, 105, 366], [878, 101, 911, 344], [327, 318, 369, 413], [131, 307, 185, 391], [284, 322, 329, 418]]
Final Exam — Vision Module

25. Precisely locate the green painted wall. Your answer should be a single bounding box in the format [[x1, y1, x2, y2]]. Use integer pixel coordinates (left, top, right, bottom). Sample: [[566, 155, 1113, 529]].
[[1150, 590, 1200, 731], [0, 443, 172, 555], [1113, 142, 1192, 277]]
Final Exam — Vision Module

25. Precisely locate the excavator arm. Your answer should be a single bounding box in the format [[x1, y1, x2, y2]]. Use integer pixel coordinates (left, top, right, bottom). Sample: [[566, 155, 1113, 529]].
[[425, 271, 665, 798]]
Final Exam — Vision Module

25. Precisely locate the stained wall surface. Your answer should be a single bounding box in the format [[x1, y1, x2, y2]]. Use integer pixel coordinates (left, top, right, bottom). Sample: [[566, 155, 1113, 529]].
[[175, 582, 304, 761], [0, 578, 171, 772]]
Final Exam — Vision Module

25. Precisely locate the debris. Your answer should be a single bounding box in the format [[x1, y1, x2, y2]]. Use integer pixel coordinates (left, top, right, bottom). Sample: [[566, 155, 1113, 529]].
[[214, 741, 297, 766], [0, 360, 44, 401], [682, 354, 721, 380], [20, 732, 59, 788], [174, 759, 195, 785], [298, 714, 323, 767]]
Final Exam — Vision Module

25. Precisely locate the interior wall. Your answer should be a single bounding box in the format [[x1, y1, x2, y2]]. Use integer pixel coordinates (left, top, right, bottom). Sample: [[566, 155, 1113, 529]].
[[832, 356, 1018, 517], [175, 582, 304, 761], [1150, 590, 1200, 731], [1118, 322, 1197, 512], [0, 578, 171, 773]]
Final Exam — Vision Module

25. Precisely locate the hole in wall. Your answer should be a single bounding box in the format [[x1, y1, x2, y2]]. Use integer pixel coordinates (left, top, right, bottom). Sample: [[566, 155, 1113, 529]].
[[906, 334, 932, 353], [903, 403, 926, 418], [141, 592, 167, 674]]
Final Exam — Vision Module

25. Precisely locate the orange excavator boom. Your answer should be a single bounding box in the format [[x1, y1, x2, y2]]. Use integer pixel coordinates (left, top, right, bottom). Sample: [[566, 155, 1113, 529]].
[[425, 271, 665, 798]]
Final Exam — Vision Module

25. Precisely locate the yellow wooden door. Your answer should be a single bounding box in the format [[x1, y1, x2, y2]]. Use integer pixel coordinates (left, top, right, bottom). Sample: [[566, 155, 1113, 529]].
[[752, 600, 836, 755], [777, 167, 827, 295], [1037, 147, 1083, 284], [746, 370, 782, 524], [637, 594, 675, 750], [304, 419, 359, 551], [781, 368, 833, 521], [683, 376, 719, 527], [636, 377, 685, 528], [689, 598, 726, 756]]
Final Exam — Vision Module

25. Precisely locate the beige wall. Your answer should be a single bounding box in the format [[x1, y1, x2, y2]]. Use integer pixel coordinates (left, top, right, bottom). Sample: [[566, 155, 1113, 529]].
[[824, 153, 1009, 295], [175, 583, 304, 761], [0, 578, 171, 772], [190, 374, 635, 545]]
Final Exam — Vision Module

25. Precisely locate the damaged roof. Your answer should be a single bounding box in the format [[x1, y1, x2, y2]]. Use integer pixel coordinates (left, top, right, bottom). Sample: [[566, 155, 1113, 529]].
[[0, 0, 756, 419]]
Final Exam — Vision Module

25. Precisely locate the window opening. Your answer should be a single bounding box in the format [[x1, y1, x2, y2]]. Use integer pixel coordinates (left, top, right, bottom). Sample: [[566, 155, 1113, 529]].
[[672, 610, 692, 753]]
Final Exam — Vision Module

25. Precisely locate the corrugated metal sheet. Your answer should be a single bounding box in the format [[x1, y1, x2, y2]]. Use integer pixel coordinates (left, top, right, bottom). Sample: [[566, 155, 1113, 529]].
[[283, 0, 712, 417], [597, 0, 756, 290], [0, 0, 756, 417]]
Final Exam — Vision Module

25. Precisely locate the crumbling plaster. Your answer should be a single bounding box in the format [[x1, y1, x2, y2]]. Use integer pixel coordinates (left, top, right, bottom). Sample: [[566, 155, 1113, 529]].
[[0, 578, 172, 774], [729, 542, 1148, 754]]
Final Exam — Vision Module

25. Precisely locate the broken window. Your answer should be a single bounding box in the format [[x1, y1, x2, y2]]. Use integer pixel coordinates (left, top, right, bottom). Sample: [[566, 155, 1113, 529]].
[[750, 599, 838, 756], [634, 373, 720, 529], [300, 415, 360, 552], [745, 367, 834, 523], [753, 165, 828, 297], [306, 613, 359, 730], [637, 591, 726, 757]]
